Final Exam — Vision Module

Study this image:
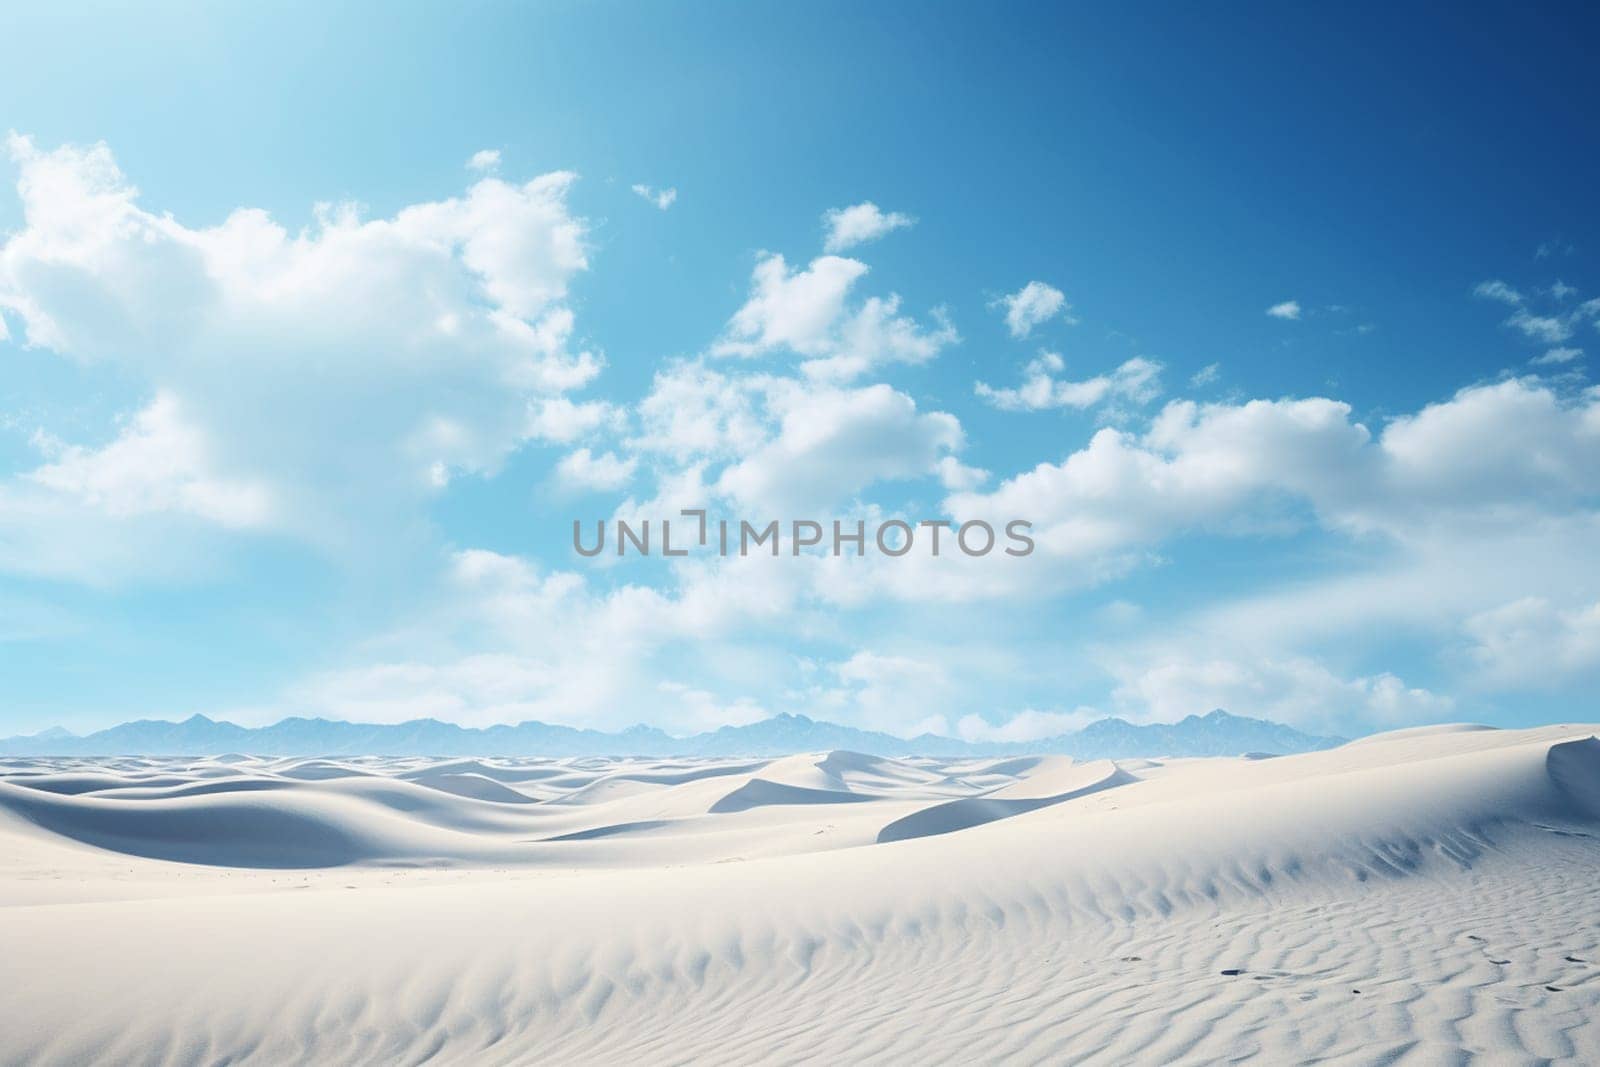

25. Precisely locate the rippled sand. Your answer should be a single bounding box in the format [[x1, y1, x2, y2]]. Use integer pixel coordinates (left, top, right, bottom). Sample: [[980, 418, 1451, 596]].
[[2, 723, 1598, 1064]]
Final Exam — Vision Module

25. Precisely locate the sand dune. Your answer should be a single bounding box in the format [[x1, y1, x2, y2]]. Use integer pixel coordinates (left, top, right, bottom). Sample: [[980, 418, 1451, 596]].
[[876, 759, 1135, 843], [2, 724, 1598, 1063]]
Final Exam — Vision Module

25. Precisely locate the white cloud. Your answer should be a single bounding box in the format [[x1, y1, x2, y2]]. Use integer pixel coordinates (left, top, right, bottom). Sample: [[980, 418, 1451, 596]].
[[976, 354, 1162, 412], [1266, 300, 1302, 321], [1370, 378, 1600, 522], [0, 134, 598, 569], [784, 373, 1600, 623], [800, 296, 957, 382], [712, 252, 955, 380], [261, 372, 1600, 734], [828, 651, 951, 737], [1507, 309, 1573, 344], [556, 447, 637, 491], [271, 547, 812, 732], [1110, 655, 1450, 730], [627, 361, 768, 461], [656, 681, 767, 732], [956, 707, 1098, 742], [1474, 278, 1600, 346], [16, 134, 1600, 737], [1473, 279, 1523, 305], [622, 357, 970, 516], [981, 374, 1600, 732], [0, 481, 245, 586], [938, 396, 1362, 589], [1462, 597, 1600, 690], [467, 149, 501, 173], [995, 281, 1071, 338], [526, 396, 625, 444], [26, 390, 271, 527], [973, 377, 1600, 552], [1142, 516, 1600, 685], [821, 201, 913, 253], [936, 455, 989, 491], [631, 183, 677, 210], [1190, 362, 1221, 388], [715, 253, 868, 358], [716, 381, 962, 513], [1533, 346, 1582, 366]]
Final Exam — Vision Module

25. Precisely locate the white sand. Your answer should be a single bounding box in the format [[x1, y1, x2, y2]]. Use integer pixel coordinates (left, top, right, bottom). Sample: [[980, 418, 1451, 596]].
[[2, 724, 1598, 1064]]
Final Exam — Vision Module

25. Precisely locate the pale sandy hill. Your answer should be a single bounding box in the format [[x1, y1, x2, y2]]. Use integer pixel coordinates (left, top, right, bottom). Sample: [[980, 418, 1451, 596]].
[[0, 725, 1597, 1064]]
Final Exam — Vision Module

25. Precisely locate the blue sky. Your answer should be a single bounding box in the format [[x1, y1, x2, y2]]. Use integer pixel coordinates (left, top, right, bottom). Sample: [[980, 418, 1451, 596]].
[[2, 1, 1598, 739]]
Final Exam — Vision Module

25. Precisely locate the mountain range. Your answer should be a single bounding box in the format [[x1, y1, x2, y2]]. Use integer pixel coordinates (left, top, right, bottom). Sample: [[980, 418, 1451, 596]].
[[0, 709, 1345, 759]]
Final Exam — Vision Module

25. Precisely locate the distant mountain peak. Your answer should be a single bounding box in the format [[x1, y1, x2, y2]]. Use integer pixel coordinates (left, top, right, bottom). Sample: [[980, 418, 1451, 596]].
[[0, 709, 1346, 759]]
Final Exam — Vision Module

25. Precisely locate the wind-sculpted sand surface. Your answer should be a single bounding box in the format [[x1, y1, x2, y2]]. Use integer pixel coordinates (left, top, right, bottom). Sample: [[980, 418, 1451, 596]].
[[2, 724, 1599, 1064]]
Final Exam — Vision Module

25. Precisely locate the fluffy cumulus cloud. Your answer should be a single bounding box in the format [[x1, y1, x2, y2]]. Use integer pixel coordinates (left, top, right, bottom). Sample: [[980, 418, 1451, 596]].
[[246, 371, 1600, 736], [619, 356, 974, 519], [526, 396, 626, 444], [936, 455, 989, 491], [1462, 597, 1600, 690], [787, 374, 1600, 627], [808, 295, 957, 382], [626, 361, 770, 462], [715, 254, 868, 358], [1109, 655, 1450, 730], [1367, 378, 1600, 527], [716, 382, 963, 513], [277, 547, 812, 732], [945, 396, 1364, 573], [712, 252, 955, 380], [911, 373, 1599, 732], [11, 134, 1600, 738], [952, 377, 1600, 569], [26, 390, 271, 527], [1266, 300, 1302, 320], [556, 447, 637, 491], [821, 201, 914, 253], [976, 353, 1162, 412], [995, 280, 1071, 338], [0, 134, 598, 567]]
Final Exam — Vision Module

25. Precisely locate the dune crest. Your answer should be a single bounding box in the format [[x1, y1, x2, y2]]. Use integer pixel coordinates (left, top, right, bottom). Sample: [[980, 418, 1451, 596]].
[[2, 724, 1598, 1064]]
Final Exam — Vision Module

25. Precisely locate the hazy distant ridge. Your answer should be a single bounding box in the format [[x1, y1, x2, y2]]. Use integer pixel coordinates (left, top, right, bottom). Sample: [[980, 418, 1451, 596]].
[[0, 709, 1343, 758]]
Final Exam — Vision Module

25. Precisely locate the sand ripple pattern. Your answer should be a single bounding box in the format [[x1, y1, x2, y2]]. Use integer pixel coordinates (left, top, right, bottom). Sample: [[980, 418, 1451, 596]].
[[1, 723, 1597, 1064]]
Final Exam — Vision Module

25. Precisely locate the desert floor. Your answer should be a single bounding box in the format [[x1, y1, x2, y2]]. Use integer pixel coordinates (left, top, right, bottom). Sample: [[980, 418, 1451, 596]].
[[2, 723, 1599, 1065]]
